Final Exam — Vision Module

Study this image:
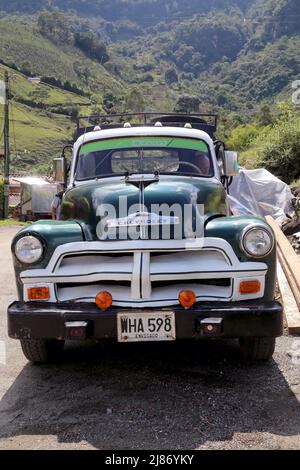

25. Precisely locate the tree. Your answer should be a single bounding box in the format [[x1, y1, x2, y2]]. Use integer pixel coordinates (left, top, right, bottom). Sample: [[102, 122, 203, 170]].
[[38, 8, 72, 44], [103, 93, 121, 113], [165, 68, 178, 85], [256, 104, 300, 183], [124, 87, 145, 112], [69, 106, 80, 122], [256, 104, 275, 127], [174, 95, 200, 113], [74, 32, 109, 64], [175, 13, 246, 67], [226, 124, 260, 152]]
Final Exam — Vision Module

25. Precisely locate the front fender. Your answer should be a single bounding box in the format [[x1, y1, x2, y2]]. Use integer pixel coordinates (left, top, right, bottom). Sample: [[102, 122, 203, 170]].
[[205, 215, 277, 301], [11, 220, 84, 301]]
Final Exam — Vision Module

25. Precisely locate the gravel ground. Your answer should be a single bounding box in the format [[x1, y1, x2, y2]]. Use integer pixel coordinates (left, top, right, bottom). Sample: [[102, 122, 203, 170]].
[[0, 226, 300, 450]]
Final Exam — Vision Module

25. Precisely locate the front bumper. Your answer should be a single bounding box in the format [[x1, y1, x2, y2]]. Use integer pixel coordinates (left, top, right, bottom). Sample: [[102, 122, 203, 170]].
[[8, 300, 283, 340]]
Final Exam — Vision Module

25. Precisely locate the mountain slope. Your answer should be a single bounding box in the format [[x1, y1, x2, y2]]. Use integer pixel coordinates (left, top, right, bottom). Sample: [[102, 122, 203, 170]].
[[0, 17, 124, 96], [0, 1, 254, 22], [0, 0, 299, 173], [0, 63, 90, 173]]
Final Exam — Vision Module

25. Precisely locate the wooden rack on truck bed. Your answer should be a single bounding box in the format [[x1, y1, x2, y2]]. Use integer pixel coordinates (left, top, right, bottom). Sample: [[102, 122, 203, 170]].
[[75, 112, 218, 140], [266, 216, 300, 334]]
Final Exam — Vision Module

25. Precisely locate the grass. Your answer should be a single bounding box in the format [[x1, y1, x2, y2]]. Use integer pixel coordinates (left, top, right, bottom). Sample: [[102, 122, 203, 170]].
[[0, 63, 88, 172], [0, 19, 80, 82], [0, 219, 29, 226], [0, 17, 128, 173], [0, 100, 72, 172], [0, 64, 90, 108], [0, 18, 124, 96]]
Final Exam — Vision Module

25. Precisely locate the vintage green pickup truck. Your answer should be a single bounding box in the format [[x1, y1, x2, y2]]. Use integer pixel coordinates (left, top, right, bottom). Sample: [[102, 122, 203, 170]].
[[8, 113, 283, 363]]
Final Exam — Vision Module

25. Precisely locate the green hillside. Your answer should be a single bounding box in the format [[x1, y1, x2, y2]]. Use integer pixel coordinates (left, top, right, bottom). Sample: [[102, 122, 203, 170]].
[[0, 16, 126, 173], [0, 17, 124, 96], [0, 63, 89, 173], [3, 103, 71, 173], [0, 0, 300, 174]]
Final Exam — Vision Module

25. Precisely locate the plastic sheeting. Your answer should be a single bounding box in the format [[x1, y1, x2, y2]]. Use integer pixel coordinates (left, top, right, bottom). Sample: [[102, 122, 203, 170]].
[[228, 169, 294, 223]]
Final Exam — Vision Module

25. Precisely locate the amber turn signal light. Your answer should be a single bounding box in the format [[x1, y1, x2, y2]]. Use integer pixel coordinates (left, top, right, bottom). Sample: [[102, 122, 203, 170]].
[[95, 291, 113, 310], [27, 286, 50, 301], [178, 290, 196, 309], [239, 280, 261, 295]]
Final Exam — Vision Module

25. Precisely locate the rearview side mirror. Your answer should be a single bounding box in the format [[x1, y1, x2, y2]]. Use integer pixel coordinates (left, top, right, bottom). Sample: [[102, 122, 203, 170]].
[[53, 157, 67, 184], [224, 151, 239, 177]]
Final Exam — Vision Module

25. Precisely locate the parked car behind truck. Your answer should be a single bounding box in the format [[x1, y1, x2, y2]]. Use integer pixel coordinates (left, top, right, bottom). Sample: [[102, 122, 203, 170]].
[[8, 113, 283, 363]]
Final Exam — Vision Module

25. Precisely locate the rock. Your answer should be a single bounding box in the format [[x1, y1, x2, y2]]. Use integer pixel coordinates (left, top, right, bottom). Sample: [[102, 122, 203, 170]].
[[282, 217, 300, 236]]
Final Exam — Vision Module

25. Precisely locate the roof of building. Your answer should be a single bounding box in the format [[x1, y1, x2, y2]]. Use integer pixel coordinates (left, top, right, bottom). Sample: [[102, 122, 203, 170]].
[[12, 176, 51, 186]]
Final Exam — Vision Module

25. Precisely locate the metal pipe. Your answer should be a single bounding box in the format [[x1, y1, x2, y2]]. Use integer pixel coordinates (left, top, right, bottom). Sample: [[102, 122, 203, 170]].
[[3, 72, 10, 219]]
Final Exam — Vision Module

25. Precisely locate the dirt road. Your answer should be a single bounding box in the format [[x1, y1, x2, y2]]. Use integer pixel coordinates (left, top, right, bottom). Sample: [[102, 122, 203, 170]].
[[0, 226, 300, 450]]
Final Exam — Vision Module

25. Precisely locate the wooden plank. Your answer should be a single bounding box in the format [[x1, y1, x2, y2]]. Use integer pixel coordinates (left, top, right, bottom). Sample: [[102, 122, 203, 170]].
[[266, 215, 300, 293], [277, 261, 300, 334], [277, 247, 300, 311], [266, 216, 300, 333]]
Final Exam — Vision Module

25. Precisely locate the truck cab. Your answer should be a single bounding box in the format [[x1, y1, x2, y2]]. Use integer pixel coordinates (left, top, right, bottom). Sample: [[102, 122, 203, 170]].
[[8, 113, 283, 363]]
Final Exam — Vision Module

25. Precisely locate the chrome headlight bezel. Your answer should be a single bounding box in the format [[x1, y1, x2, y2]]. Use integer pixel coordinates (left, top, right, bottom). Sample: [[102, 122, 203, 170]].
[[240, 225, 274, 258], [14, 235, 45, 264]]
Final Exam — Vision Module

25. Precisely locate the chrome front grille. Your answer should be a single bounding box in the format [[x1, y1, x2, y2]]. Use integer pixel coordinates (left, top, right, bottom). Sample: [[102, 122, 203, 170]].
[[55, 248, 233, 305], [21, 238, 268, 306]]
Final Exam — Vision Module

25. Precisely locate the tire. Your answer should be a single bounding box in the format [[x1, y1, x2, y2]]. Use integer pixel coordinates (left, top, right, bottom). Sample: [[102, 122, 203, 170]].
[[20, 339, 64, 364], [239, 337, 276, 361]]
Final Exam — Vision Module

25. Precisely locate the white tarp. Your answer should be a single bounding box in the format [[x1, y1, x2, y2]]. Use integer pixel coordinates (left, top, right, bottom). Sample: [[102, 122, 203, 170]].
[[228, 169, 294, 223]]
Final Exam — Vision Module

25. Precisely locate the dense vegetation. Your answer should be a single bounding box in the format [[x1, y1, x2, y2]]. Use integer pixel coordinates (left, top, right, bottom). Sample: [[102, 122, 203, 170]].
[[0, 0, 299, 181], [1, 0, 299, 113], [37, 9, 109, 64], [226, 102, 300, 185], [0, 1, 253, 21]]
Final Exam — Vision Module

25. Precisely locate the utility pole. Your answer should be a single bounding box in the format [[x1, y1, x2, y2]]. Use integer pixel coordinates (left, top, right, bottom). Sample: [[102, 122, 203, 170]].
[[3, 72, 10, 219]]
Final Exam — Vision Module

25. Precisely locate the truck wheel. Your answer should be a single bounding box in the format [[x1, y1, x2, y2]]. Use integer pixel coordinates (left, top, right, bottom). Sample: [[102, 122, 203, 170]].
[[239, 337, 276, 361], [20, 339, 64, 364]]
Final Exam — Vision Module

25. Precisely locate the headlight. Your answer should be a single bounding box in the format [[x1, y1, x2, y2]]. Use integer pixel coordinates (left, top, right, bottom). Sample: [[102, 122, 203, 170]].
[[240, 226, 274, 258], [15, 236, 44, 264]]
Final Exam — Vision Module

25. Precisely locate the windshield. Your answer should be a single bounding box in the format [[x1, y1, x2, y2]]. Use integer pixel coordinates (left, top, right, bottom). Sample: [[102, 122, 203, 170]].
[[75, 136, 213, 180]]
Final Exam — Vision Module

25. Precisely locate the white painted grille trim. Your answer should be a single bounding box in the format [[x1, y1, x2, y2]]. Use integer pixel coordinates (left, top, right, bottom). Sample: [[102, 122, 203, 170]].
[[21, 238, 267, 306]]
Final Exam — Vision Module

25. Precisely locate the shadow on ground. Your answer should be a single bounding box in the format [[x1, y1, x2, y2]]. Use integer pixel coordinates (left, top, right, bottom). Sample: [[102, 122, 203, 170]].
[[0, 339, 300, 449]]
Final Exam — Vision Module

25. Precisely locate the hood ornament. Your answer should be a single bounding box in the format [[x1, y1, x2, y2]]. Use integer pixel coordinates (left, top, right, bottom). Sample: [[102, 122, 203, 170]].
[[123, 172, 159, 189]]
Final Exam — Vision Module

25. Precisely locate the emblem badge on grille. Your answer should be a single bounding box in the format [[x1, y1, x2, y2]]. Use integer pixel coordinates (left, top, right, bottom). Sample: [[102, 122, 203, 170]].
[[107, 212, 179, 228]]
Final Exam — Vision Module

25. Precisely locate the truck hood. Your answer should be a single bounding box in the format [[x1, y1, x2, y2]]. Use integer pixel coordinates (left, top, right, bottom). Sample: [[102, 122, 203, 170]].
[[61, 176, 227, 240]]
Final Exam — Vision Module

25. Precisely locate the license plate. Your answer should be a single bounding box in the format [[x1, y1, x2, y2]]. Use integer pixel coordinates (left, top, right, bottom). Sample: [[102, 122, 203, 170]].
[[117, 311, 176, 342]]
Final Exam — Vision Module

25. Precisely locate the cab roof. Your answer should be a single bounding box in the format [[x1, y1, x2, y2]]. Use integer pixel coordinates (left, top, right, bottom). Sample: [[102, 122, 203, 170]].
[[75, 126, 214, 149]]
